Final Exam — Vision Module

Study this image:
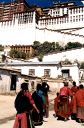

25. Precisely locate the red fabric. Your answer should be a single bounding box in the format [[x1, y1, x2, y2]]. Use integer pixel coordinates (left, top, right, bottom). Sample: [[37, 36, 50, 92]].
[[44, 95, 49, 117], [54, 96, 60, 114], [60, 86, 72, 96], [57, 87, 72, 118], [76, 107, 84, 119], [45, 95, 49, 106], [72, 89, 84, 120], [74, 89, 84, 107], [13, 113, 27, 128], [24, 91, 34, 105], [13, 91, 35, 128], [71, 86, 78, 95], [70, 86, 78, 113], [71, 95, 76, 113]]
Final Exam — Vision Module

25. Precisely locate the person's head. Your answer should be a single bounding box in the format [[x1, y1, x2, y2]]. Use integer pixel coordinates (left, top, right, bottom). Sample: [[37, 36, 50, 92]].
[[56, 92, 59, 97], [42, 82, 49, 93], [63, 81, 68, 87], [73, 81, 76, 86], [36, 83, 42, 91], [79, 84, 83, 89], [21, 82, 28, 91]]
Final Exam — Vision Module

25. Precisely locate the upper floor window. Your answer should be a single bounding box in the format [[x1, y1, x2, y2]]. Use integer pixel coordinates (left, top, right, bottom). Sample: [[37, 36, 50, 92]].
[[29, 69, 35, 76], [44, 69, 50, 77], [61, 69, 70, 78]]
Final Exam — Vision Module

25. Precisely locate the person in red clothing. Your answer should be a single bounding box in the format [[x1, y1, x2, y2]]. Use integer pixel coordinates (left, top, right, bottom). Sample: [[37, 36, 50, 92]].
[[71, 81, 78, 95], [54, 92, 60, 118], [57, 81, 72, 121], [71, 81, 78, 120], [73, 84, 84, 123], [13, 82, 39, 128]]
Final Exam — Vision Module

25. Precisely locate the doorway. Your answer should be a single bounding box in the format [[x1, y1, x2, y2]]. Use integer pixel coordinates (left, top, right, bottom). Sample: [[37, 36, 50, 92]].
[[10, 74, 17, 90]]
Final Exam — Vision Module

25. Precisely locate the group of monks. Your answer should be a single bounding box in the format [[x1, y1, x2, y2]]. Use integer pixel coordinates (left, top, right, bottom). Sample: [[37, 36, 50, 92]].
[[54, 81, 84, 123]]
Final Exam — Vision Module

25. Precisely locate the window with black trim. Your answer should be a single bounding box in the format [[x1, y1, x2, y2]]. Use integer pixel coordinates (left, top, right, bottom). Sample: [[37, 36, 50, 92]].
[[44, 69, 50, 77], [61, 69, 70, 78], [29, 69, 35, 76]]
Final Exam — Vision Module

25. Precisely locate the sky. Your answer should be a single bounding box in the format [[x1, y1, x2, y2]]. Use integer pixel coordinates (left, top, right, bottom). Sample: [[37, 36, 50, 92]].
[[0, 0, 83, 7]]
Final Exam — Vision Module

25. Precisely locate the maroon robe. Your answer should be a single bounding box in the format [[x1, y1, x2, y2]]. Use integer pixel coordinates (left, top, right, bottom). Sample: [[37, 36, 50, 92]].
[[73, 89, 84, 120], [57, 86, 72, 119], [54, 96, 60, 116]]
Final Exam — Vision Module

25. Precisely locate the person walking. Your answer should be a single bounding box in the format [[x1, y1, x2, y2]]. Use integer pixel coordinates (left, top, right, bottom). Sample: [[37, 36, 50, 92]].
[[32, 83, 44, 126], [54, 92, 60, 118], [42, 82, 49, 118], [57, 81, 72, 121], [71, 81, 78, 95], [71, 81, 78, 120], [73, 84, 84, 123], [13, 82, 39, 128]]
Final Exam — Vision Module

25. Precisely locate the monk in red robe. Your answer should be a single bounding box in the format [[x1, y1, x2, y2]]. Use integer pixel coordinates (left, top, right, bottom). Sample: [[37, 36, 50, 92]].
[[73, 84, 84, 123], [71, 81, 78, 120], [71, 81, 78, 95], [57, 82, 72, 121], [54, 92, 60, 117]]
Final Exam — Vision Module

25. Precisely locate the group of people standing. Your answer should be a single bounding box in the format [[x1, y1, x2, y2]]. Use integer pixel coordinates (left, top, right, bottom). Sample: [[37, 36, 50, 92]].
[[13, 81, 49, 128], [54, 81, 84, 123], [13, 80, 84, 128]]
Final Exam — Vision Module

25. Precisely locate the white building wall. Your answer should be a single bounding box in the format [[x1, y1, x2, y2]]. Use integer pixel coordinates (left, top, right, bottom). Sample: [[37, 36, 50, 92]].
[[61, 64, 79, 85], [0, 19, 84, 45], [0, 16, 84, 45], [42, 48, 84, 63], [1, 3, 84, 45], [17, 65, 59, 78], [36, 27, 84, 44], [0, 74, 11, 93], [0, 12, 36, 45], [0, 23, 35, 45], [7, 63, 79, 85]]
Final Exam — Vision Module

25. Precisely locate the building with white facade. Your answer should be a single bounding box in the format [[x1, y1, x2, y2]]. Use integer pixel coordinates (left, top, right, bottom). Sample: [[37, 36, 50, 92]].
[[29, 47, 84, 63], [0, 67, 42, 94], [0, 0, 84, 45], [0, 61, 80, 86]]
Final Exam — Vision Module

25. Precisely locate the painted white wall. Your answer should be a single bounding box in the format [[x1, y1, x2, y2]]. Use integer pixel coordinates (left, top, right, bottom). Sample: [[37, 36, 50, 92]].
[[7, 62, 79, 85], [61, 64, 79, 85], [29, 48, 84, 63], [0, 14, 84, 45], [43, 48, 84, 63], [0, 74, 11, 93], [21, 65, 58, 78]]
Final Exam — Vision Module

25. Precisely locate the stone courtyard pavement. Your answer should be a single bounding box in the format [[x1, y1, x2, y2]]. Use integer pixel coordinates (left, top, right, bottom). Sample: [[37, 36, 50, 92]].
[[0, 94, 84, 128], [0, 111, 84, 128]]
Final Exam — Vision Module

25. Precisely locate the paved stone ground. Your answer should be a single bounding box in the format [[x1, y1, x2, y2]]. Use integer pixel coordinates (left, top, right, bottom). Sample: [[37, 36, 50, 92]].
[[0, 94, 84, 128], [0, 95, 16, 120], [0, 111, 84, 128], [0, 93, 55, 121]]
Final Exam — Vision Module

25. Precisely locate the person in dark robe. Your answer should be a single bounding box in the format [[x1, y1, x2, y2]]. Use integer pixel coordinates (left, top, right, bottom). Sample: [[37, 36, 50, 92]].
[[32, 83, 44, 126], [42, 82, 49, 118], [13, 82, 39, 128]]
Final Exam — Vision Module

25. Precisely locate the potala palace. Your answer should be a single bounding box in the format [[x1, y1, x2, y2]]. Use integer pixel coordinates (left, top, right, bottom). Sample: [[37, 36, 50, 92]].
[[0, 0, 84, 46]]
